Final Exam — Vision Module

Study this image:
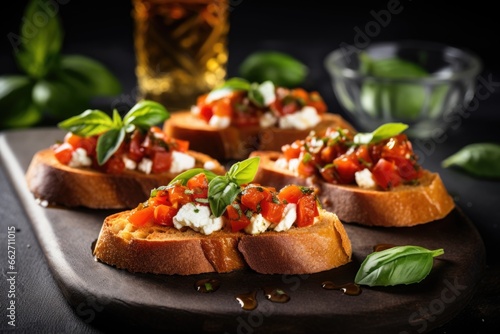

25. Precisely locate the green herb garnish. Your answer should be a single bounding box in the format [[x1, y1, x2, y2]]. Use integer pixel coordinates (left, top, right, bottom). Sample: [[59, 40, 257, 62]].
[[168, 157, 260, 217], [354, 245, 444, 287], [353, 122, 409, 145], [1, 0, 121, 129], [442, 143, 500, 179], [58, 100, 169, 165]]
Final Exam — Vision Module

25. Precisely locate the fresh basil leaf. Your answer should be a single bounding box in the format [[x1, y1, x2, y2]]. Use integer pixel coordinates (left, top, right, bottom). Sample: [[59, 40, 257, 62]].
[[205, 77, 251, 103], [96, 127, 125, 165], [32, 77, 90, 120], [0, 75, 41, 128], [238, 51, 308, 87], [353, 123, 408, 145], [442, 143, 500, 179], [168, 168, 219, 186], [123, 100, 169, 128], [208, 177, 241, 217], [248, 81, 275, 107], [355, 245, 444, 286], [227, 156, 260, 184], [59, 55, 122, 96], [57, 109, 115, 137], [15, 0, 63, 78]]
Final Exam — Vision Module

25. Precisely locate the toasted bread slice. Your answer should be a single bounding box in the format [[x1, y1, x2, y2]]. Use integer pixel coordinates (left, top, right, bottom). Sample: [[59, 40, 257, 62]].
[[25, 149, 226, 209], [251, 151, 455, 227], [164, 111, 356, 161], [93, 209, 352, 275]]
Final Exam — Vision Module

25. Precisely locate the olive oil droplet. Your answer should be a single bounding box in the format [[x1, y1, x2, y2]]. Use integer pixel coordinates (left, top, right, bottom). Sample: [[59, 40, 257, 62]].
[[195, 278, 220, 293], [263, 287, 290, 303], [236, 290, 258, 310], [321, 281, 362, 296]]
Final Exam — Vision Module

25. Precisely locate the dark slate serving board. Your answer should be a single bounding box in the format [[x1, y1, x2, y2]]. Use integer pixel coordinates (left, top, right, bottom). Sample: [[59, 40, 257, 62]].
[[0, 128, 486, 334]]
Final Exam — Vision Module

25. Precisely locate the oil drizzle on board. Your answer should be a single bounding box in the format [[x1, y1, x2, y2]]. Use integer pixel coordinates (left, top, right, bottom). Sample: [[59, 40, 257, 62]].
[[321, 281, 362, 296], [235, 290, 258, 310], [373, 243, 397, 252], [195, 278, 221, 293], [263, 287, 290, 303]]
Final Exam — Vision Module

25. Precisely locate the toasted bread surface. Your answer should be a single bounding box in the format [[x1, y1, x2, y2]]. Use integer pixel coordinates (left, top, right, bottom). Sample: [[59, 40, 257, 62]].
[[25, 149, 225, 209], [164, 111, 356, 161], [251, 151, 455, 227], [93, 209, 352, 275]]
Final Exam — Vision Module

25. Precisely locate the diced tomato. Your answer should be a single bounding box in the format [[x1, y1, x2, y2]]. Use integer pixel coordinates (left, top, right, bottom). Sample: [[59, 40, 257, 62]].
[[385, 155, 423, 181], [212, 97, 232, 117], [151, 150, 172, 174], [355, 145, 372, 167], [296, 194, 318, 227], [241, 186, 273, 212], [173, 138, 189, 152], [102, 155, 125, 174], [154, 205, 177, 226], [282, 140, 302, 160], [333, 155, 361, 184], [128, 206, 155, 227], [167, 185, 192, 208], [128, 130, 145, 162], [226, 204, 251, 232], [320, 165, 337, 183], [187, 173, 209, 202], [260, 200, 285, 224], [148, 191, 170, 207], [372, 158, 403, 190], [307, 91, 327, 114], [53, 142, 74, 165], [278, 184, 305, 204]]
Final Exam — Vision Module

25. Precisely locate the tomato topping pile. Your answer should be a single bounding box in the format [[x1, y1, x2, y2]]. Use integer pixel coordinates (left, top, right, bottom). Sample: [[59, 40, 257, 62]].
[[52, 126, 189, 174], [128, 173, 320, 233], [281, 127, 423, 190], [195, 87, 327, 127]]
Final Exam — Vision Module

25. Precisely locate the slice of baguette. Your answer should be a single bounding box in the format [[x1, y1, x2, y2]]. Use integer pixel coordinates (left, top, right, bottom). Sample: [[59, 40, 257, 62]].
[[25, 149, 226, 209], [164, 111, 356, 161], [251, 151, 455, 227], [93, 209, 352, 275]]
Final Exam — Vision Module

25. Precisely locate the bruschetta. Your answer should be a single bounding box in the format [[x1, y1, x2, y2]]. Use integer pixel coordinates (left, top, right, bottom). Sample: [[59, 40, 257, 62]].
[[250, 123, 455, 227], [25, 100, 225, 209], [164, 77, 356, 161], [92, 157, 352, 275]]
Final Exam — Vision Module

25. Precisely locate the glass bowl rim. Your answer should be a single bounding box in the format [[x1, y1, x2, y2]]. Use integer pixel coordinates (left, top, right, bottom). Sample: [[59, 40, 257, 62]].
[[324, 40, 483, 84]]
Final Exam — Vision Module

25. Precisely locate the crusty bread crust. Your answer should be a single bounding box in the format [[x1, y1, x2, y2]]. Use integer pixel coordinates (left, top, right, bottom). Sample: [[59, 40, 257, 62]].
[[164, 111, 356, 161], [25, 149, 226, 209], [251, 151, 456, 227], [93, 210, 352, 275]]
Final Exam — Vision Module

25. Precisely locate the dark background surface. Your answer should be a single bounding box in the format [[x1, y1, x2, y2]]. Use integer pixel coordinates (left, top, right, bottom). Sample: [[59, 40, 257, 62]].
[[1, 1, 499, 333]]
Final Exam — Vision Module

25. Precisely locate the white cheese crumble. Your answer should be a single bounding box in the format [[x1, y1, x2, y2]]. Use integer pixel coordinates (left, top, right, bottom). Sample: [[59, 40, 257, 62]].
[[138, 158, 153, 174], [244, 213, 272, 235], [209, 115, 231, 128], [259, 112, 277, 128], [258, 81, 276, 106], [173, 203, 224, 235], [272, 203, 297, 232], [123, 157, 137, 171], [68, 148, 92, 168], [203, 160, 216, 170], [278, 106, 321, 130], [169, 151, 195, 173], [355, 168, 377, 189]]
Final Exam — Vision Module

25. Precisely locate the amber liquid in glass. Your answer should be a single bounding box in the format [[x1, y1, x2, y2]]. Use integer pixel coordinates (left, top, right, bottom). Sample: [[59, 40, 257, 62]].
[[132, 0, 229, 110]]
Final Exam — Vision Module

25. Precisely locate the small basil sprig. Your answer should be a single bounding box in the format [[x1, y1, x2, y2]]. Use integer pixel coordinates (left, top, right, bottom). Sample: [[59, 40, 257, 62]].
[[58, 100, 169, 165], [208, 157, 261, 217], [442, 143, 500, 179], [167, 157, 260, 217], [205, 77, 276, 107], [354, 245, 444, 287], [353, 122, 408, 145]]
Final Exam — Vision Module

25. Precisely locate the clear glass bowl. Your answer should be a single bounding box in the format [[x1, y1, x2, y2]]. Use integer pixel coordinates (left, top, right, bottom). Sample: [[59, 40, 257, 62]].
[[324, 40, 482, 138]]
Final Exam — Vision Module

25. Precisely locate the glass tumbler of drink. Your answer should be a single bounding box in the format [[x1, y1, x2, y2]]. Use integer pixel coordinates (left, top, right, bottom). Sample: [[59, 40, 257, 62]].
[[132, 0, 229, 111]]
